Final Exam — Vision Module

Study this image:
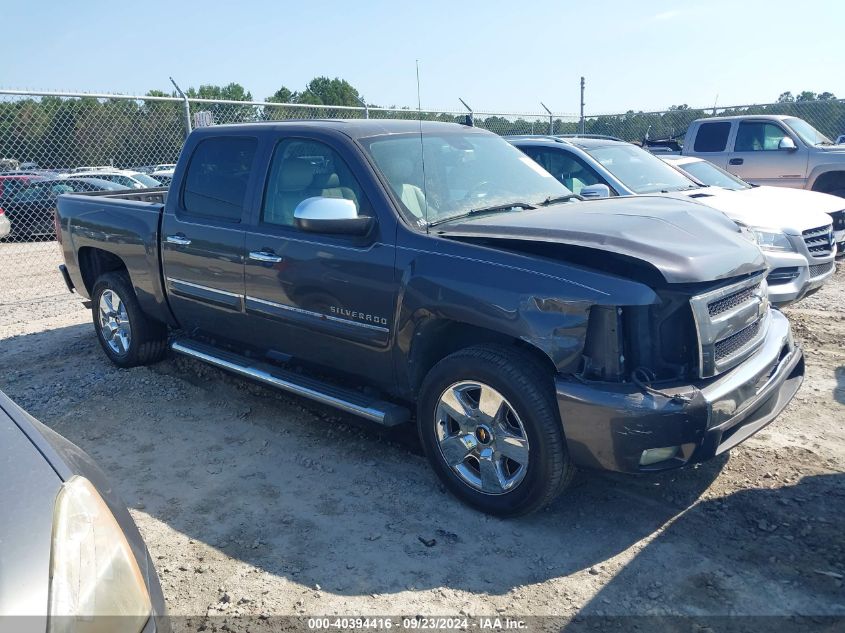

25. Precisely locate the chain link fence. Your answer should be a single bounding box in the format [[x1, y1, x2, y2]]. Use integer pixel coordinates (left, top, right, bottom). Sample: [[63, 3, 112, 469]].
[[2, 88, 844, 309]]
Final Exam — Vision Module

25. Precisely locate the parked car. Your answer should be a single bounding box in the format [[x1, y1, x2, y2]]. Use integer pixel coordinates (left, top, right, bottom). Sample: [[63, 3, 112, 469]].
[[56, 120, 804, 516], [679, 115, 845, 198], [661, 155, 845, 257], [4, 178, 126, 241], [0, 175, 42, 239], [150, 168, 174, 187], [0, 208, 9, 238], [0, 389, 167, 630], [66, 170, 162, 190], [836, 135, 845, 145], [509, 136, 836, 305], [0, 174, 42, 200]]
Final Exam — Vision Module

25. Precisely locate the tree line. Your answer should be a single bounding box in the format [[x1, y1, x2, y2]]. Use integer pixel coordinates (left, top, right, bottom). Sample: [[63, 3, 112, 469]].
[[0, 79, 842, 170]]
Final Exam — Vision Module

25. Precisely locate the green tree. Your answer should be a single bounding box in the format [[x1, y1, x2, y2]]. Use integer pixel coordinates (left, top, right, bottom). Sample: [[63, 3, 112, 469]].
[[777, 91, 795, 103], [796, 91, 817, 102], [297, 77, 363, 107], [267, 86, 296, 103], [186, 83, 256, 124]]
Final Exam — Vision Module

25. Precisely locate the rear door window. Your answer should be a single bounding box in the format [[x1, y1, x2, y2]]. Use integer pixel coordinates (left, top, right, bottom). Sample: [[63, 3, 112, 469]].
[[181, 136, 257, 222], [522, 147, 606, 194], [693, 122, 731, 152]]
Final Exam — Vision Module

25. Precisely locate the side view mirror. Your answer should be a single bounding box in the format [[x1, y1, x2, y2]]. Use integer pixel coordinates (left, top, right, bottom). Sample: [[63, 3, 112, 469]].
[[579, 184, 611, 199], [778, 137, 797, 151], [293, 197, 373, 235]]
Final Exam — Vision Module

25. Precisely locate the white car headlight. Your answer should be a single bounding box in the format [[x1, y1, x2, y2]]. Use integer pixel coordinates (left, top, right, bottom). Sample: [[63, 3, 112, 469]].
[[750, 228, 794, 252], [48, 476, 151, 633]]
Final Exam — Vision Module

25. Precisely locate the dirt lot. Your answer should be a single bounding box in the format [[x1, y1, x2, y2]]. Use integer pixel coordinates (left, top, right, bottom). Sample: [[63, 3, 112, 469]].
[[1, 242, 844, 630]]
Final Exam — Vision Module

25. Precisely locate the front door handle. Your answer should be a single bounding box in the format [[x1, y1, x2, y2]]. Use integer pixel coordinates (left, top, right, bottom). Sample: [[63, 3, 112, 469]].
[[166, 234, 192, 246], [249, 250, 283, 263], [729, 158, 744, 165]]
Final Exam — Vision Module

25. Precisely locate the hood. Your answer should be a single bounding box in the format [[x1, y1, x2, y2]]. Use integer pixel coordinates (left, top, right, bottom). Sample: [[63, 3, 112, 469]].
[[437, 196, 766, 284], [664, 186, 838, 234], [0, 406, 60, 621], [818, 145, 845, 153]]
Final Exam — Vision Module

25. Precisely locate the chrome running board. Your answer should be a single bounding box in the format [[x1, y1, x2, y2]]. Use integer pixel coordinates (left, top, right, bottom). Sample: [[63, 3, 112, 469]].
[[171, 339, 409, 426]]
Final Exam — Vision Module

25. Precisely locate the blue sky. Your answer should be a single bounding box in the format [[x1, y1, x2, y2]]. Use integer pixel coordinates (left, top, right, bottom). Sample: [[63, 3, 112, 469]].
[[2, 0, 842, 115]]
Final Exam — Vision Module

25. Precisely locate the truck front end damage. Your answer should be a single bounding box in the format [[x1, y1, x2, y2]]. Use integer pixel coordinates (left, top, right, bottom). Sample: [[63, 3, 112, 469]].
[[557, 272, 804, 473]]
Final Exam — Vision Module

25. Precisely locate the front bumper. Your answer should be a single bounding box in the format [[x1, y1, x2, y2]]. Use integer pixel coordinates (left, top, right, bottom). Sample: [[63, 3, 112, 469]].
[[764, 249, 834, 306], [556, 309, 803, 473]]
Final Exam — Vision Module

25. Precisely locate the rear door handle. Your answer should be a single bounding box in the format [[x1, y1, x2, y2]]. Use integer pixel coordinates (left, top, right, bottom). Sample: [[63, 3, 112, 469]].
[[249, 250, 283, 263], [166, 234, 192, 246], [729, 158, 744, 165]]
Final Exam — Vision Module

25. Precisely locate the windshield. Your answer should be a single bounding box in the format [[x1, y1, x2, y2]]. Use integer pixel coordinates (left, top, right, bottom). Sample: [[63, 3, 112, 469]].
[[677, 160, 750, 191], [131, 172, 162, 187], [360, 132, 571, 225], [587, 144, 698, 194], [783, 117, 833, 146]]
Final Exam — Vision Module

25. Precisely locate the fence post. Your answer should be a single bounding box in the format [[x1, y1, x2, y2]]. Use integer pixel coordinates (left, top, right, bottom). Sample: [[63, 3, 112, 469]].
[[459, 98, 474, 127], [170, 77, 192, 139], [540, 102, 553, 135], [579, 77, 586, 135]]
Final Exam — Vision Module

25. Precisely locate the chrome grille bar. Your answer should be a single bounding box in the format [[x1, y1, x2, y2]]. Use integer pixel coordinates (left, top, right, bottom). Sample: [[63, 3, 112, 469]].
[[690, 274, 769, 378], [802, 224, 834, 259]]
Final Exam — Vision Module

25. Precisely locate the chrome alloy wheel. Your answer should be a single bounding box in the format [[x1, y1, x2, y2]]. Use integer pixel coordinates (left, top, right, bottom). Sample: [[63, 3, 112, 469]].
[[98, 289, 131, 355], [434, 381, 530, 495]]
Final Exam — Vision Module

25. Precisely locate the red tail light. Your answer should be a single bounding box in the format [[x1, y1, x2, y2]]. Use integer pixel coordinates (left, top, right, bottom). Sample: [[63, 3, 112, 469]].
[[0, 207, 5, 215]]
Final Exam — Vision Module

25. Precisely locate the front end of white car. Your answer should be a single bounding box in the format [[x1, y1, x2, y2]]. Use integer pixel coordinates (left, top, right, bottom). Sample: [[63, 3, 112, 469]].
[[752, 223, 836, 305]]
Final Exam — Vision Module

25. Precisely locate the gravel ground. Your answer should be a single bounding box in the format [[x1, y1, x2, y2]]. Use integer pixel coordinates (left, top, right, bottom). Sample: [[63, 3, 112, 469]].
[[1, 242, 844, 631]]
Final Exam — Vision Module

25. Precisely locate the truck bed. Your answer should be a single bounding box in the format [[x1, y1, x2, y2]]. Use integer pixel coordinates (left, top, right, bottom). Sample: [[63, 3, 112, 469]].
[[56, 186, 171, 325], [69, 186, 169, 205]]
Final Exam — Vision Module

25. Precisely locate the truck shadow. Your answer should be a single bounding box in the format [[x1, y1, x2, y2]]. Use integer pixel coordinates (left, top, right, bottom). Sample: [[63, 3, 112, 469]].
[[569, 473, 845, 628], [5, 322, 733, 600]]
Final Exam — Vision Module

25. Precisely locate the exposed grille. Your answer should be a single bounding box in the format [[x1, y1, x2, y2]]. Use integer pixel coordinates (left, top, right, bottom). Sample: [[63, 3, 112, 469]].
[[809, 261, 835, 278], [803, 224, 834, 258], [708, 283, 760, 317], [715, 320, 762, 361]]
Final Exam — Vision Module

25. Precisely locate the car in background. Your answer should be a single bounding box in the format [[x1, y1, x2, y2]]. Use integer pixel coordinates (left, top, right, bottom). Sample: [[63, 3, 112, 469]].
[[836, 135, 845, 145], [66, 170, 162, 190], [661, 155, 845, 257], [0, 175, 43, 239], [0, 174, 43, 200], [149, 168, 174, 187], [3, 178, 126, 241], [509, 135, 836, 305], [0, 389, 167, 630], [680, 115, 845, 199]]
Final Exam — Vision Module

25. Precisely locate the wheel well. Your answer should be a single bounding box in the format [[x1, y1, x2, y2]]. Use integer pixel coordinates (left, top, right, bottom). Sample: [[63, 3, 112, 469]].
[[811, 171, 845, 193], [409, 319, 557, 395], [78, 247, 128, 295]]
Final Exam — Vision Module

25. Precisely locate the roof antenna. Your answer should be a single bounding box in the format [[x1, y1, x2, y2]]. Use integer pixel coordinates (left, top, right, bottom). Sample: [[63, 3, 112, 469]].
[[416, 60, 430, 234]]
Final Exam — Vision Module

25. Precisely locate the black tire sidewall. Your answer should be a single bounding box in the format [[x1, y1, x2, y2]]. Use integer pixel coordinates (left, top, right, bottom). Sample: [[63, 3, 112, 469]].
[[91, 273, 145, 368], [418, 348, 567, 516]]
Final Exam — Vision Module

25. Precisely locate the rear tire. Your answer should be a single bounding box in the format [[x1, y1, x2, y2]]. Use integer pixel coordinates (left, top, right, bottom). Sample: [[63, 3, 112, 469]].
[[91, 271, 168, 368], [417, 344, 574, 516]]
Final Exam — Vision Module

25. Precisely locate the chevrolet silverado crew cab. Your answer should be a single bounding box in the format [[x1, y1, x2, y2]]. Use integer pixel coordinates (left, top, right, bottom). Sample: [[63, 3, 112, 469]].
[[56, 121, 804, 516], [509, 136, 837, 306], [681, 115, 845, 198]]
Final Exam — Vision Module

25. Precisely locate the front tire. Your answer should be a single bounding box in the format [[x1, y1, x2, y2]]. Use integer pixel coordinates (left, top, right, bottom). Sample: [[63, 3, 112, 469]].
[[91, 271, 168, 368], [418, 345, 574, 516]]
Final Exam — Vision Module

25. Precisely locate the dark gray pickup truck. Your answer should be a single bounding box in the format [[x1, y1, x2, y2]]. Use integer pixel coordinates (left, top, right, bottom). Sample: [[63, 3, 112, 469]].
[[56, 120, 804, 516]]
